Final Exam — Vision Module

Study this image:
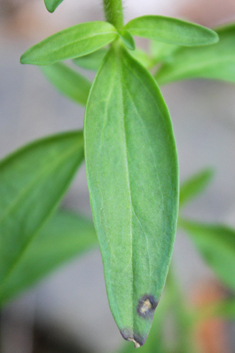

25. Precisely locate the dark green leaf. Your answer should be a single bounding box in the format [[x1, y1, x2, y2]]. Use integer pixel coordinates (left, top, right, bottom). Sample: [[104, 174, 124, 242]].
[[73, 48, 108, 71], [44, 0, 63, 13], [0, 211, 96, 305], [180, 168, 214, 208], [119, 30, 136, 51], [84, 45, 179, 347], [180, 220, 235, 291], [0, 131, 84, 303], [125, 16, 218, 46], [20, 21, 118, 66], [156, 23, 235, 85], [41, 63, 91, 106]]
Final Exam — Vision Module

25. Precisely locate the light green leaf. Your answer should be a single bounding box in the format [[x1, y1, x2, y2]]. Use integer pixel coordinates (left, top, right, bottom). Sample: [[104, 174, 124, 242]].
[[0, 131, 84, 301], [119, 30, 136, 51], [84, 45, 179, 347], [180, 220, 235, 291], [125, 16, 218, 46], [20, 21, 118, 66], [129, 48, 153, 69], [0, 211, 96, 306], [44, 0, 63, 13], [73, 48, 108, 71], [150, 40, 180, 63], [41, 63, 91, 106], [180, 168, 214, 208], [156, 23, 235, 85]]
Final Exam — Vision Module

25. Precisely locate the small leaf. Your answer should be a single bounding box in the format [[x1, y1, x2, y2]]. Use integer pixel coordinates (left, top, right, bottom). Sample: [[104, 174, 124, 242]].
[[0, 131, 84, 300], [85, 45, 178, 346], [20, 21, 118, 66], [73, 48, 108, 71], [125, 16, 218, 46], [180, 168, 214, 208], [119, 30, 136, 51], [180, 220, 235, 291], [44, 0, 63, 13], [0, 211, 97, 305], [41, 63, 91, 106], [156, 23, 235, 85]]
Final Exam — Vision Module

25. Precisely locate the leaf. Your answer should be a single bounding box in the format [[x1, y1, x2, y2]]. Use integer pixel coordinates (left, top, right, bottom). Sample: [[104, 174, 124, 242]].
[[125, 16, 218, 46], [20, 21, 118, 66], [150, 40, 180, 63], [0, 211, 97, 305], [180, 168, 214, 208], [129, 48, 153, 69], [44, 0, 63, 13], [156, 23, 235, 85], [41, 63, 91, 106], [0, 131, 84, 301], [119, 30, 136, 51], [73, 48, 108, 71], [180, 220, 235, 291], [84, 45, 179, 346]]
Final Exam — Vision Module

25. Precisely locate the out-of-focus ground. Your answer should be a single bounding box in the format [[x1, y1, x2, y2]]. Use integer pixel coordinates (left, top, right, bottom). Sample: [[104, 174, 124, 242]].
[[0, 1, 235, 352]]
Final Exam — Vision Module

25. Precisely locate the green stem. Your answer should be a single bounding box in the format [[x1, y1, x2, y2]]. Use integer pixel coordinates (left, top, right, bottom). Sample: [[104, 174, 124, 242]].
[[103, 0, 124, 31]]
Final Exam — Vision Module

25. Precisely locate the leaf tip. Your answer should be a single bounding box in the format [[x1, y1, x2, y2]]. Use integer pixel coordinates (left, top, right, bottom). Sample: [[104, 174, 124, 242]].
[[120, 329, 146, 348]]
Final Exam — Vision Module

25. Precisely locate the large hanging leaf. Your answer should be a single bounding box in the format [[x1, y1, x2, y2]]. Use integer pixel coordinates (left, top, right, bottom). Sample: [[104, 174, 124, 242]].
[[156, 23, 235, 85], [0, 211, 96, 306], [41, 63, 91, 106], [180, 220, 235, 291], [84, 45, 179, 347], [180, 168, 214, 208], [125, 16, 218, 46], [0, 131, 84, 302], [44, 0, 64, 13], [20, 21, 118, 66]]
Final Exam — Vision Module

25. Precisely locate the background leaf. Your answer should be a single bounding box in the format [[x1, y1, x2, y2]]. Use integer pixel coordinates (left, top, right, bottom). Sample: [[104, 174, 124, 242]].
[[0, 211, 97, 306], [44, 0, 63, 13], [156, 23, 235, 85], [73, 48, 108, 71], [85, 46, 178, 347], [41, 63, 91, 106], [125, 16, 218, 46], [179, 168, 214, 208], [20, 21, 118, 66], [180, 220, 235, 291], [0, 131, 84, 304], [150, 40, 180, 63]]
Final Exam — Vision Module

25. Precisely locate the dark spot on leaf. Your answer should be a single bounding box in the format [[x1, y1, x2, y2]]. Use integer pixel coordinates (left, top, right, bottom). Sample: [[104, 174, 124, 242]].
[[137, 294, 158, 318], [120, 329, 147, 348]]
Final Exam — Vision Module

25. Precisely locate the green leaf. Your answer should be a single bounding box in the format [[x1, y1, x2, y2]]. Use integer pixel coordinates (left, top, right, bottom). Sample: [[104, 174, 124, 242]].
[[84, 45, 179, 347], [125, 16, 218, 46], [20, 21, 118, 66], [119, 30, 136, 51], [0, 211, 97, 305], [150, 40, 180, 63], [44, 0, 63, 13], [156, 23, 235, 85], [73, 48, 108, 71], [41, 63, 91, 106], [129, 48, 153, 69], [180, 168, 214, 208], [180, 220, 235, 291], [0, 131, 84, 301]]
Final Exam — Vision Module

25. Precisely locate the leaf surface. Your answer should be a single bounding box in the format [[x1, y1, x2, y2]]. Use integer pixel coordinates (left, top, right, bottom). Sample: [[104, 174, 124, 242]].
[[44, 0, 63, 12], [0, 211, 96, 305], [0, 131, 84, 301], [125, 16, 218, 46], [41, 63, 91, 105], [156, 23, 235, 84], [85, 45, 179, 346], [180, 168, 214, 208], [20, 22, 118, 66], [180, 220, 235, 291], [73, 48, 108, 71]]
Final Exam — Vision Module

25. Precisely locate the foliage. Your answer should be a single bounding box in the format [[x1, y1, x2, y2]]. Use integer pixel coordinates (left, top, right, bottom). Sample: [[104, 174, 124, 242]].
[[0, 0, 235, 351]]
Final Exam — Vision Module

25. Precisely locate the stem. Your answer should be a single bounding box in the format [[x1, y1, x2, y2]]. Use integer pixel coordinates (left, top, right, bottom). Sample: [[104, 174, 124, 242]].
[[103, 0, 124, 31]]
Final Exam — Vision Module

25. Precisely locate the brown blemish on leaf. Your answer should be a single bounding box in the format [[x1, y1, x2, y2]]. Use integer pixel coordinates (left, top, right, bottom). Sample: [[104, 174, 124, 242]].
[[137, 294, 158, 318]]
